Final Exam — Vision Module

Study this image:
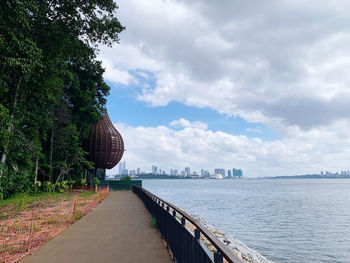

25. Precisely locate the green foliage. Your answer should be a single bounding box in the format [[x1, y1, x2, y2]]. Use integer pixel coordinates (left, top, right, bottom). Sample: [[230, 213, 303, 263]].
[[74, 210, 84, 221], [151, 216, 157, 228], [73, 176, 88, 187], [0, 0, 124, 199], [0, 163, 33, 199], [0, 105, 11, 153], [14, 193, 29, 210], [55, 181, 70, 193], [120, 176, 132, 181], [41, 181, 55, 192], [79, 191, 95, 197], [93, 177, 100, 186]]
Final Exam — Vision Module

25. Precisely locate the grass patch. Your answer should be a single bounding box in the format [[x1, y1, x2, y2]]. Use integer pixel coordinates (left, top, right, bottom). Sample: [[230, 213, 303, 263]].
[[46, 216, 62, 224], [151, 216, 157, 228], [74, 210, 84, 221], [0, 212, 9, 219], [78, 191, 95, 198], [0, 192, 73, 210]]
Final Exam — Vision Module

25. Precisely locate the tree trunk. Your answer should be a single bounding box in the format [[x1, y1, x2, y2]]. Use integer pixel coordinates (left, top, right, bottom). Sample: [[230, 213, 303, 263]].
[[49, 124, 54, 182], [55, 156, 69, 185], [1, 76, 23, 164], [34, 153, 39, 184]]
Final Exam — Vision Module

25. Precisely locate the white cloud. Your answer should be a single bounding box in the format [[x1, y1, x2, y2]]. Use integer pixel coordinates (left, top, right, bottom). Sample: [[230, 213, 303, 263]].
[[101, 0, 350, 130], [102, 0, 350, 175], [99, 57, 134, 85], [107, 121, 350, 177], [170, 118, 208, 130]]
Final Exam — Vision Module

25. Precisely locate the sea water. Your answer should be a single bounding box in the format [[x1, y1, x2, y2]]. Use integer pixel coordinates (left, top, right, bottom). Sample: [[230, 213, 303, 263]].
[[143, 179, 350, 263]]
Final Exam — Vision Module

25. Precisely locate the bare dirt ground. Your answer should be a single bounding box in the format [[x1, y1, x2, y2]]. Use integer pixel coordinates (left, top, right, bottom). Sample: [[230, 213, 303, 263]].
[[0, 187, 108, 263]]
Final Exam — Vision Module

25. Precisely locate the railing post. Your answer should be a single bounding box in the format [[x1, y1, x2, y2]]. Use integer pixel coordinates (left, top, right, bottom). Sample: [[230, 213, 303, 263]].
[[181, 217, 185, 225], [172, 210, 176, 217], [194, 228, 200, 240], [214, 251, 223, 263], [166, 206, 170, 212]]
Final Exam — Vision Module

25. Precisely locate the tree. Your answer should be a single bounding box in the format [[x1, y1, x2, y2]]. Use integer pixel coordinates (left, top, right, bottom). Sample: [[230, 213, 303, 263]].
[[0, 0, 124, 198]]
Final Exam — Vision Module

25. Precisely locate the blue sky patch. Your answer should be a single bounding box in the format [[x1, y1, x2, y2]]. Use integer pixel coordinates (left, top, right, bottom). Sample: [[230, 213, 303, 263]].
[[106, 81, 280, 141]]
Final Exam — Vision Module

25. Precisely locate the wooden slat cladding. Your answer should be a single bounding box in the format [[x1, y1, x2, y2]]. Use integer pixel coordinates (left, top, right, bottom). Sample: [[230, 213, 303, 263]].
[[86, 113, 124, 169]]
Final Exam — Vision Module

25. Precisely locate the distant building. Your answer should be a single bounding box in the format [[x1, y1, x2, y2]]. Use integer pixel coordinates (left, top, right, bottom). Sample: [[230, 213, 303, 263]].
[[185, 167, 190, 176], [119, 163, 123, 175], [233, 168, 243, 178], [152, 165, 158, 174], [170, 169, 178, 176], [214, 169, 225, 177], [227, 170, 232, 177], [137, 168, 140, 175]]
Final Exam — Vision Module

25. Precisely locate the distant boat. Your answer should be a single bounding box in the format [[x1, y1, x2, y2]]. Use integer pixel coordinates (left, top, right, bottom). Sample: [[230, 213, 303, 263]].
[[210, 174, 223, 179]]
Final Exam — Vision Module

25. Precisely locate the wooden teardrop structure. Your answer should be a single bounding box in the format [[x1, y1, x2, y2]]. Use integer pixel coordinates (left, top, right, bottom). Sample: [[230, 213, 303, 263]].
[[85, 113, 124, 171]]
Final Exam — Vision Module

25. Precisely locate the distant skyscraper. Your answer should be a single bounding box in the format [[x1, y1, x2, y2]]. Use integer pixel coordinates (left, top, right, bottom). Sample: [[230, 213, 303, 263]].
[[174, 169, 178, 176], [228, 170, 232, 177], [152, 165, 158, 174], [137, 168, 140, 174], [233, 168, 237, 177], [214, 168, 225, 177], [119, 163, 123, 175], [185, 167, 190, 176]]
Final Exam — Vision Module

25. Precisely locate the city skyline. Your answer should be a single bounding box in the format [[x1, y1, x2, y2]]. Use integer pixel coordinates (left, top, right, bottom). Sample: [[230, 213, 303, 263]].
[[115, 162, 243, 177], [114, 161, 350, 179]]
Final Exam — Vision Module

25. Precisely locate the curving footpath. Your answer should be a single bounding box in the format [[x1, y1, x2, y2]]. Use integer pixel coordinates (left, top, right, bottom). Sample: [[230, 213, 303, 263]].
[[20, 191, 172, 263]]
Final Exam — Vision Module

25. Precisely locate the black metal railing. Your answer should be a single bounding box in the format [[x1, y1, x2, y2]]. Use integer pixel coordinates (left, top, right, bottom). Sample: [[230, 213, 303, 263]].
[[132, 185, 243, 263]]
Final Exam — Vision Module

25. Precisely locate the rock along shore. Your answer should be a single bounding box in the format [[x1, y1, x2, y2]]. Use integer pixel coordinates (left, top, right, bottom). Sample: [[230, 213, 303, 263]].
[[192, 215, 273, 263]]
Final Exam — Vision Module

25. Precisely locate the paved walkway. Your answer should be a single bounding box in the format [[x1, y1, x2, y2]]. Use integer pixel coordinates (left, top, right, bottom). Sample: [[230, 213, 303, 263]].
[[20, 191, 172, 263]]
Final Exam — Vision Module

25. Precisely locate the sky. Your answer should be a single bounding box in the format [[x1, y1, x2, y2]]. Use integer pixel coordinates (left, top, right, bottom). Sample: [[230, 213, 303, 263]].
[[99, 0, 350, 177]]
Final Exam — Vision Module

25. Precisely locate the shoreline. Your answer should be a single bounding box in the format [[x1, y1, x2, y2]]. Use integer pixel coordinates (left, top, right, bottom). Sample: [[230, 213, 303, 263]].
[[192, 215, 273, 263]]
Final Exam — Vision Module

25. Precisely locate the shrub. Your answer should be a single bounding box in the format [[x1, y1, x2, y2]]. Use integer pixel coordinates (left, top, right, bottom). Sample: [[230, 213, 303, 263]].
[[151, 216, 157, 228], [93, 177, 100, 186], [55, 180, 69, 193], [41, 181, 55, 192], [120, 176, 131, 181], [14, 193, 29, 210]]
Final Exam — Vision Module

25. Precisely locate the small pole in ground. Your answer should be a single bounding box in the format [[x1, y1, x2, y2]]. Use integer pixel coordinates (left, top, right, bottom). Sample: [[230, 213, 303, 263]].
[[27, 212, 34, 254], [72, 193, 78, 221]]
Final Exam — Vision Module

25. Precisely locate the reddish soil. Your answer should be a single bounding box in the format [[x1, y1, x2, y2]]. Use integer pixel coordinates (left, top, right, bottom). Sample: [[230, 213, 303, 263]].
[[0, 187, 109, 263]]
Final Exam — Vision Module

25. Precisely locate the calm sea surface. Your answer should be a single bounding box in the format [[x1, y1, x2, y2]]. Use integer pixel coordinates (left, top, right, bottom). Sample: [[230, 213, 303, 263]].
[[143, 179, 350, 263]]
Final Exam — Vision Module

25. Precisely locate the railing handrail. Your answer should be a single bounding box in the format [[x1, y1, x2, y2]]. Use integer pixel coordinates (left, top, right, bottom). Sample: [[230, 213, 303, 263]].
[[133, 185, 243, 263]]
